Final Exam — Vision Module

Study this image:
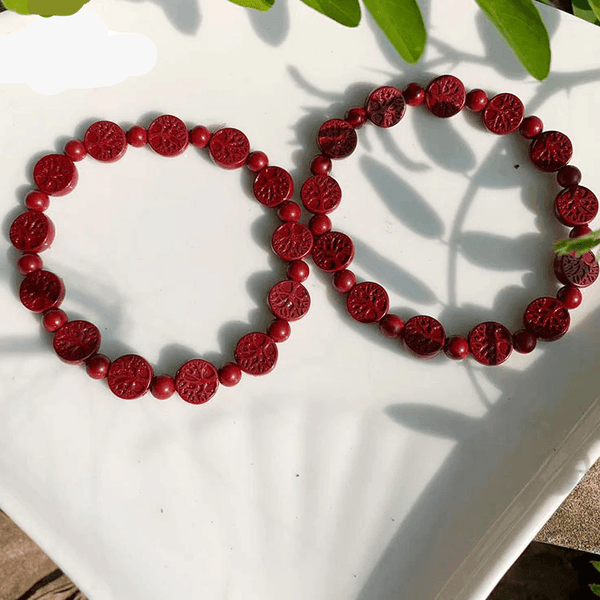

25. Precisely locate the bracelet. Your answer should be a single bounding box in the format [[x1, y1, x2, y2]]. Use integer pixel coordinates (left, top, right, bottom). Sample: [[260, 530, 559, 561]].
[[10, 115, 313, 402], [301, 74, 599, 366]]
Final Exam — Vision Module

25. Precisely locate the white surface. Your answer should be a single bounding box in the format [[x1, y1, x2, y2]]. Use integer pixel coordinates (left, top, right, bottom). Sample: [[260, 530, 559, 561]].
[[1, 1, 600, 599]]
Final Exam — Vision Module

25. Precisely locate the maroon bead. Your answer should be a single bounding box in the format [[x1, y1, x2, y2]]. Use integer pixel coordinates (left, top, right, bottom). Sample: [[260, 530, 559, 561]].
[[86, 354, 111, 380], [148, 115, 189, 157], [312, 231, 355, 273], [33, 154, 78, 196], [10, 211, 55, 253], [286, 260, 309, 282], [310, 155, 332, 176], [189, 125, 211, 149], [378, 314, 405, 338], [524, 297, 570, 341], [53, 320, 101, 365], [234, 332, 278, 376], [519, 116, 543, 139], [557, 285, 582, 309], [64, 139, 87, 162], [278, 201, 302, 222], [84, 121, 127, 162], [483, 93, 524, 135], [246, 151, 269, 172], [309, 214, 332, 237], [24, 190, 50, 212], [468, 322, 513, 366], [425, 75, 466, 118], [317, 119, 357, 159], [253, 166, 294, 207], [218, 363, 242, 387], [402, 315, 446, 359], [554, 251, 599, 287], [346, 281, 389, 323], [268, 280, 311, 321], [267, 319, 291, 343], [365, 86, 406, 128], [17, 253, 43, 275], [333, 269, 356, 293], [301, 175, 342, 215], [444, 335, 470, 360], [513, 329, 537, 354], [175, 359, 219, 404], [42, 308, 68, 332], [209, 127, 250, 169], [20, 270, 65, 313], [570, 225, 592, 238], [108, 354, 154, 399], [554, 186, 598, 226], [345, 107, 367, 129], [149, 374, 175, 399], [557, 165, 582, 188], [530, 131, 573, 172], [465, 89, 488, 112], [126, 126, 148, 148], [403, 83, 425, 107], [271, 222, 314, 261]]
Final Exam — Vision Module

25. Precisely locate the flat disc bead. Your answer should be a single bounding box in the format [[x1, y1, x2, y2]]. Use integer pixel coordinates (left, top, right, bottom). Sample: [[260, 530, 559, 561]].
[[554, 251, 599, 287], [25, 191, 50, 212], [53, 320, 101, 365], [468, 322, 513, 366], [33, 154, 78, 196], [175, 359, 219, 404], [20, 270, 65, 313], [530, 131, 573, 172], [268, 280, 311, 321], [253, 166, 294, 207], [483, 93, 524, 135], [86, 354, 111, 380], [218, 363, 242, 387], [10, 211, 55, 253], [209, 127, 250, 169], [301, 175, 342, 215], [271, 222, 313, 261], [524, 297, 570, 341], [148, 115, 190, 157], [108, 354, 154, 399], [317, 119, 357, 159], [312, 231, 355, 273], [554, 186, 598, 226], [346, 281, 389, 323], [365, 86, 406, 128], [402, 315, 446, 359], [425, 75, 466, 118], [234, 332, 278, 375], [84, 121, 127, 162], [150, 375, 176, 399]]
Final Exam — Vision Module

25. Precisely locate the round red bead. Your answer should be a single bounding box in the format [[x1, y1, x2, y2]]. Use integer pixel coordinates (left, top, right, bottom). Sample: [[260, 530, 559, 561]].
[[189, 126, 211, 149], [403, 83, 425, 107], [20, 270, 65, 313], [108, 354, 154, 399], [345, 107, 367, 129], [309, 214, 332, 237], [317, 119, 357, 159], [253, 166, 294, 207], [17, 253, 43, 275], [271, 222, 314, 261], [126, 126, 148, 148], [365, 86, 406, 128], [218, 362, 242, 387], [209, 127, 250, 169], [24, 191, 50, 212], [86, 354, 111, 380], [175, 359, 219, 404], [310, 155, 332, 176], [150, 374, 176, 399], [10, 211, 55, 253], [33, 154, 78, 196], [483, 93, 524, 135], [301, 175, 342, 215], [554, 186, 598, 227], [246, 151, 269, 172], [468, 322, 513, 365], [570, 225, 592, 238], [524, 297, 570, 341], [513, 329, 537, 354], [465, 89, 488, 112], [444, 335, 470, 360], [84, 121, 127, 162], [64, 139, 87, 162], [519, 116, 543, 139], [425, 75, 466, 118], [277, 201, 302, 222], [530, 131, 573, 172], [557, 285, 582, 309], [402, 315, 446, 359], [332, 269, 356, 293], [267, 319, 291, 343], [53, 320, 101, 365], [234, 332, 278, 376], [148, 115, 189, 157], [554, 251, 599, 287], [268, 280, 311, 321], [42, 308, 68, 332], [286, 260, 309, 282], [378, 314, 405, 338], [312, 231, 355, 273], [347, 281, 389, 323], [557, 165, 582, 188]]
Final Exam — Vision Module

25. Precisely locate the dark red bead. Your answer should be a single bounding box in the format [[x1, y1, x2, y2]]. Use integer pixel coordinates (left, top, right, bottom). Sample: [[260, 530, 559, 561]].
[[33, 154, 78, 196], [402, 315, 446, 359], [345, 107, 367, 129], [378, 314, 405, 338], [317, 119, 357, 159], [310, 155, 332, 176], [403, 83, 425, 107], [268, 280, 311, 321], [24, 190, 50, 212], [365, 86, 406, 128], [570, 225, 592, 238], [332, 269, 356, 293], [557, 165, 582, 188], [218, 363, 242, 387], [483, 93, 524, 135], [468, 322, 513, 366], [86, 354, 111, 380], [267, 319, 291, 343], [519, 116, 543, 139], [301, 175, 342, 216], [234, 332, 278, 376], [312, 231, 355, 273], [10, 211, 55, 253], [308, 214, 332, 237], [42, 308, 68, 332], [513, 329, 537, 354], [444, 336, 470, 360], [425, 75, 466, 118], [20, 270, 65, 313], [108, 354, 154, 399], [271, 222, 314, 261], [84, 121, 127, 162], [246, 151, 269, 172], [126, 126, 148, 148], [53, 320, 101, 365], [347, 281, 389, 323], [286, 260, 309, 282], [17, 253, 43, 275], [148, 115, 189, 157], [465, 89, 488, 112], [189, 125, 211, 149], [253, 166, 294, 207], [277, 201, 302, 222], [175, 359, 219, 404], [524, 297, 570, 341], [554, 186, 598, 227], [530, 131, 573, 172], [150, 374, 176, 399], [64, 139, 87, 162], [554, 251, 599, 287], [209, 127, 250, 169], [557, 285, 582, 309]]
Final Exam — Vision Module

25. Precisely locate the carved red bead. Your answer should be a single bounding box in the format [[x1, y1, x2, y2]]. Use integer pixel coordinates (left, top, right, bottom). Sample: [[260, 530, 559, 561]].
[[468, 322, 513, 366], [150, 374, 175, 399], [346, 282, 389, 324], [33, 154, 78, 196], [20, 270, 65, 313], [108, 354, 154, 399], [554, 251, 599, 288], [148, 115, 189, 157], [365, 86, 406, 128], [175, 359, 219, 404], [268, 280, 311, 321], [10, 211, 55, 253], [483, 93, 524, 135], [444, 335, 470, 360], [301, 175, 342, 215], [554, 185, 598, 226], [234, 332, 278, 375], [312, 231, 355, 273], [529, 131, 573, 172], [425, 75, 466, 118], [86, 354, 111, 380], [402, 315, 446, 359], [253, 166, 294, 207], [209, 127, 250, 169], [271, 222, 313, 261], [84, 121, 127, 162], [53, 320, 101, 365], [317, 119, 357, 159], [524, 297, 570, 341]]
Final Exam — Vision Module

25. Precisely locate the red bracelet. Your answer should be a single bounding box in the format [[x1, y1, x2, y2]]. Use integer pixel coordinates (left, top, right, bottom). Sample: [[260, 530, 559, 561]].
[[10, 115, 313, 402], [301, 74, 599, 366]]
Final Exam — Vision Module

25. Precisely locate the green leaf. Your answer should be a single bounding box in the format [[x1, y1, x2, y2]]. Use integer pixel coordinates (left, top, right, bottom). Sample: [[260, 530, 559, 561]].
[[554, 230, 600, 256], [587, 0, 600, 19], [475, 0, 551, 80], [590, 583, 600, 596], [229, 0, 275, 10], [362, 0, 426, 63], [592, 560, 600, 573], [2, 0, 28, 13], [576, 0, 600, 22], [299, 0, 361, 27]]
